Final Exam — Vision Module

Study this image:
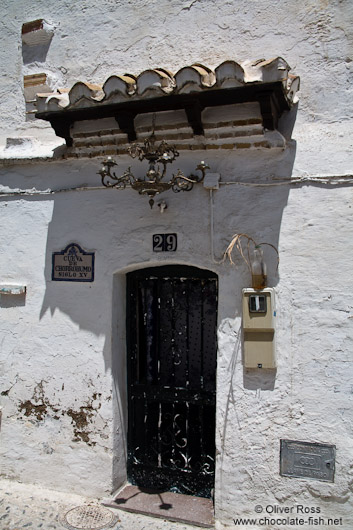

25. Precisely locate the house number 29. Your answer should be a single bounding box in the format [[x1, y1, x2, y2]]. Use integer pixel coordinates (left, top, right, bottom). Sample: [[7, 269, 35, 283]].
[[153, 233, 177, 252]]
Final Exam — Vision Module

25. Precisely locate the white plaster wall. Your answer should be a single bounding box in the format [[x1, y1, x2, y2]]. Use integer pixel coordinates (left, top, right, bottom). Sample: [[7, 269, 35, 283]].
[[215, 184, 353, 527], [0, 195, 114, 495], [0, 0, 352, 175], [0, 0, 352, 528], [1, 150, 352, 525]]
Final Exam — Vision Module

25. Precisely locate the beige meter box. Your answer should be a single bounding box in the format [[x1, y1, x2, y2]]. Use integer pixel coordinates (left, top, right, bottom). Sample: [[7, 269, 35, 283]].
[[242, 288, 276, 368]]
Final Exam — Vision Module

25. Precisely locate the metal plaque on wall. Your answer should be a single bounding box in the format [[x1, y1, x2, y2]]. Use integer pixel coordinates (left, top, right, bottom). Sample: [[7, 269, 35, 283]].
[[52, 243, 95, 282], [280, 439, 335, 483]]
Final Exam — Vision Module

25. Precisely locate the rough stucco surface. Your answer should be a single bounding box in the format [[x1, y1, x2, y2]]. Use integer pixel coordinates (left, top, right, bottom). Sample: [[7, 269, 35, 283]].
[[0, 1, 352, 529], [0, 0, 352, 153]]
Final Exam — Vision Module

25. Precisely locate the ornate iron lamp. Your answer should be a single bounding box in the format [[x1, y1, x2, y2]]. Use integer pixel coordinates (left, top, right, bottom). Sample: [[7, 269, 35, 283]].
[[98, 133, 209, 208]]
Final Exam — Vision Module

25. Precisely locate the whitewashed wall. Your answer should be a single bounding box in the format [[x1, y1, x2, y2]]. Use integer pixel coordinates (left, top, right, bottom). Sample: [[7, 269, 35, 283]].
[[0, 1, 352, 529], [0, 0, 352, 172]]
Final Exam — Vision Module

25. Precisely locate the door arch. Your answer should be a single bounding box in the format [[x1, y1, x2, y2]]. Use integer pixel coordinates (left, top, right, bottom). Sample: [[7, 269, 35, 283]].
[[126, 265, 218, 498]]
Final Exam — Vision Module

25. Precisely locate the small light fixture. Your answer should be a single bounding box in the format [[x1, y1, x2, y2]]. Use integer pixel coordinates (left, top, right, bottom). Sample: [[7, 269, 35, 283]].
[[97, 132, 209, 208]]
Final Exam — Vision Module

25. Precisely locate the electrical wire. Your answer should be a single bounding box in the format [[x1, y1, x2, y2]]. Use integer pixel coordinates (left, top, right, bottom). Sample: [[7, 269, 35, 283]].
[[0, 185, 107, 198], [0, 173, 352, 198], [209, 189, 225, 265], [208, 174, 353, 264]]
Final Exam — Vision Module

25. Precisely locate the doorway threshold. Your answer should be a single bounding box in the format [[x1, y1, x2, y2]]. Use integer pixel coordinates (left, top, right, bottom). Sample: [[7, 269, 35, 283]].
[[102, 485, 215, 528]]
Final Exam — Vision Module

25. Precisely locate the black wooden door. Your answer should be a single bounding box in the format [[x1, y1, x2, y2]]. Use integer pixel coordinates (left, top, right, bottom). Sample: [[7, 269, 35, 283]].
[[126, 265, 218, 498]]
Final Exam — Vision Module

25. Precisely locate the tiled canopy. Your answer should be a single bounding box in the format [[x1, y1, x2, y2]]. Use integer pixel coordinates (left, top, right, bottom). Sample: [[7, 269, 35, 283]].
[[35, 58, 299, 151]]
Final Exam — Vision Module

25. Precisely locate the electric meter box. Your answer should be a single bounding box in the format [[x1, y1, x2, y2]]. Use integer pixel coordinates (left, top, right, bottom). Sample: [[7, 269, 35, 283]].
[[242, 288, 276, 369]]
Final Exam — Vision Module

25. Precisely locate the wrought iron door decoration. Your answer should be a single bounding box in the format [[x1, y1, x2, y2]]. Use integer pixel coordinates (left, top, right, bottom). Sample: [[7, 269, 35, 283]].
[[127, 266, 218, 498], [98, 118, 209, 208]]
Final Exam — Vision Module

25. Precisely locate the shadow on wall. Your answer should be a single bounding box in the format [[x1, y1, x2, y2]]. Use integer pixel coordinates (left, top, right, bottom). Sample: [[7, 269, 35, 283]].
[[111, 271, 128, 489], [36, 150, 294, 366], [218, 105, 298, 393], [31, 104, 297, 490], [21, 19, 54, 64], [36, 136, 297, 359], [38, 187, 120, 372], [0, 293, 26, 308], [33, 100, 298, 343], [22, 40, 52, 64]]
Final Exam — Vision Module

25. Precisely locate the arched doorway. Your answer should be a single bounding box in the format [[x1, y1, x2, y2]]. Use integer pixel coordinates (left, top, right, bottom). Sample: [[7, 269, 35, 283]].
[[126, 265, 218, 498]]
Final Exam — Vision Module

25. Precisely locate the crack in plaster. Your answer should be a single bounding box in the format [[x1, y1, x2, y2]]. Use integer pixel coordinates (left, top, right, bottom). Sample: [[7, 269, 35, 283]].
[[308, 485, 352, 504], [182, 0, 201, 11], [1, 376, 19, 396]]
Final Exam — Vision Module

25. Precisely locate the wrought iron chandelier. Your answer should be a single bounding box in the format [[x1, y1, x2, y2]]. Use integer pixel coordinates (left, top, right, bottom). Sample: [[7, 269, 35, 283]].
[[98, 133, 209, 208]]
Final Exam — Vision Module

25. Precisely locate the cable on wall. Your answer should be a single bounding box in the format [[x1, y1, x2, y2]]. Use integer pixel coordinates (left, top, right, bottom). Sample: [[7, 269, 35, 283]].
[[0, 173, 352, 198], [207, 173, 353, 264]]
